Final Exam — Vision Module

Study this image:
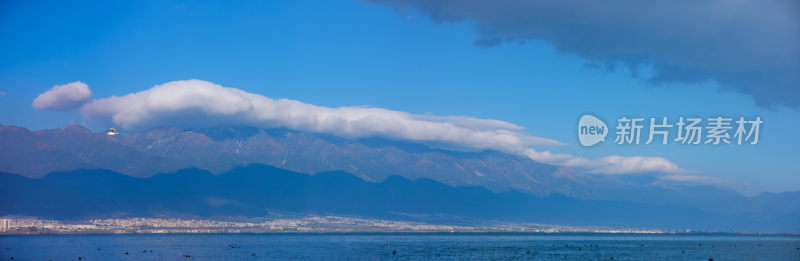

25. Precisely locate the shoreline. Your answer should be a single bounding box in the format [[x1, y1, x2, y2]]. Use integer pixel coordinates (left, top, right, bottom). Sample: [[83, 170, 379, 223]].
[[3, 231, 799, 237], [2, 216, 797, 236]]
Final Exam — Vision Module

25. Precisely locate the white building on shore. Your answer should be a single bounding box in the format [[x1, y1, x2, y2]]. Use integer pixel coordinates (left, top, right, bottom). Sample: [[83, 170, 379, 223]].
[[0, 219, 9, 232]]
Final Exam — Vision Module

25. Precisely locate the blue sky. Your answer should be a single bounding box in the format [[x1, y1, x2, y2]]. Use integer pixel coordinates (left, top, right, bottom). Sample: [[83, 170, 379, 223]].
[[1, 0, 798, 194]]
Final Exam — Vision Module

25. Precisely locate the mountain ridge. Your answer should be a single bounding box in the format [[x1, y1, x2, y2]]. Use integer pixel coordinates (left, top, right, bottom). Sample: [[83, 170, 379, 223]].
[[1, 123, 604, 196], [1, 165, 797, 232], [1, 123, 797, 224]]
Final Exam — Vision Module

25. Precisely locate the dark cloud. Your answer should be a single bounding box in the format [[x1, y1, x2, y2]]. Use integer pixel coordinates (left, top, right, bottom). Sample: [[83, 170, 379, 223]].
[[367, 0, 799, 108]]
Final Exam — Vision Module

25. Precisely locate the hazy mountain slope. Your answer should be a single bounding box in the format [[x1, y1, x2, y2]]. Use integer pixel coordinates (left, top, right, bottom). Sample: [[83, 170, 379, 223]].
[[165, 126, 618, 197], [0, 166, 796, 232], [0, 124, 92, 177], [36, 125, 186, 177], [7, 124, 614, 197], [121, 127, 245, 173]]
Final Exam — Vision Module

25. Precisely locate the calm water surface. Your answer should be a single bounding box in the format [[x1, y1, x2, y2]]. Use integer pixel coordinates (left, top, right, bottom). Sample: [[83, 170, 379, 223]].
[[1, 233, 798, 260]]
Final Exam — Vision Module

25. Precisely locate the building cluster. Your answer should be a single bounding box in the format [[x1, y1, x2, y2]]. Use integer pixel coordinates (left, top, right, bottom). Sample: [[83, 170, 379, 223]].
[[0, 216, 665, 234]]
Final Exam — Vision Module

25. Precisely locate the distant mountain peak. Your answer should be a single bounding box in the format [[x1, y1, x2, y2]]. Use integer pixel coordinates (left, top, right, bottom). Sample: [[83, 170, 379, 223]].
[[64, 124, 91, 133]]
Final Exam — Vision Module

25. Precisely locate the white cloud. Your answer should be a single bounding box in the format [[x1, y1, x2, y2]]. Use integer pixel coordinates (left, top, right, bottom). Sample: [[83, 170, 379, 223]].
[[660, 175, 724, 185], [32, 81, 92, 110], [523, 148, 687, 174], [80, 80, 562, 153], [80, 79, 687, 174], [0, 91, 6, 97]]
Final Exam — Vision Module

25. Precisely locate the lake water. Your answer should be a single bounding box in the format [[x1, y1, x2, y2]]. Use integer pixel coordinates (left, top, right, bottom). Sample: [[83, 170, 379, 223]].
[[1, 233, 798, 260]]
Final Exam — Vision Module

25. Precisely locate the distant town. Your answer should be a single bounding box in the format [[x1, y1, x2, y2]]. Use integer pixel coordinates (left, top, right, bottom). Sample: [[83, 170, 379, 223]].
[[0, 216, 669, 234]]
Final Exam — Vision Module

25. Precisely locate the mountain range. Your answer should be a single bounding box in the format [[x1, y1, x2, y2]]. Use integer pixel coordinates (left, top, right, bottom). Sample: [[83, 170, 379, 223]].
[[0, 123, 798, 232], [1, 165, 797, 232], [0, 123, 621, 197]]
